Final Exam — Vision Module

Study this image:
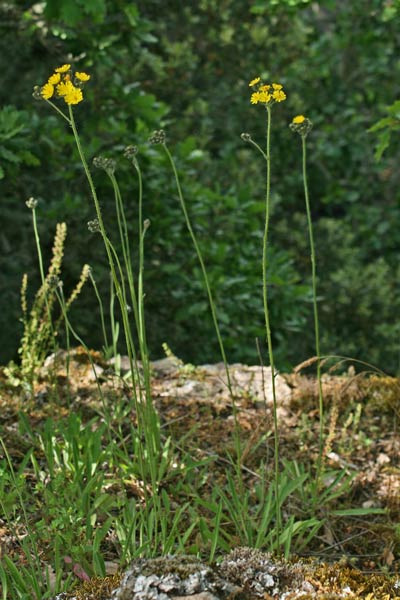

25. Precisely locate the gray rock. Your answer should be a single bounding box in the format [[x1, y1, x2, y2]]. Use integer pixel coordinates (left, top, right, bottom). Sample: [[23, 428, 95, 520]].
[[109, 556, 241, 600]]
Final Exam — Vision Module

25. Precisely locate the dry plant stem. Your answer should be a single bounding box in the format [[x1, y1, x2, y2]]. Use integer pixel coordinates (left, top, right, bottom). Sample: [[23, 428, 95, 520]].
[[301, 134, 324, 494], [263, 106, 281, 546]]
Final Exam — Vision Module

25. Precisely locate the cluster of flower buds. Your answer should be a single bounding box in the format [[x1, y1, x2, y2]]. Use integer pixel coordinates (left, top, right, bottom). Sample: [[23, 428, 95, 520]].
[[26, 197, 38, 209], [87, 219, 100, 233], [93, 156, 116, 176], [123, 145, 139, 160], [148, 129, 166, 145]]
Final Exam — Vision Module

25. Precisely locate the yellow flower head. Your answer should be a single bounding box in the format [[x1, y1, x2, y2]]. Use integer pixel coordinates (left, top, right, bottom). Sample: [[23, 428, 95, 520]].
[[56, 79, 83, 104], [63, 86, 83, 105], [41, 83, 54, 100], [250, 92, 261, 104], [259, 84, 271, 92], [272, 83, 283, 90], [55, 64, 71, 73], [36, 65, 89, 107], [56, 79, 74, 97], [289, 115, 313, 136], [259, 91, 272, 103], [273, 89, 286, 102], [249, 76, 261, 87], [75, 72, 90, 82], [48, 73, 61, 85]]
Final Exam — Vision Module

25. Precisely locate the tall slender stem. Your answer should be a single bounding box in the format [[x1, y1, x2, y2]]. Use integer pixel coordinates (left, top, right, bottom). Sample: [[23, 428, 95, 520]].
[[162, 142, 246, 479], [162, 143, 234, 400], [30, 207, 57, 387], [262, 106, 281, 547], [301, 135, 324, 491], [68, 107, 159, 452]]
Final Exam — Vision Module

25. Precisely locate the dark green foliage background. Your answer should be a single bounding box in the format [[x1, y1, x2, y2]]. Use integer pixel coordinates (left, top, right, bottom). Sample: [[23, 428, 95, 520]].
[[1, 0, 400, 372]]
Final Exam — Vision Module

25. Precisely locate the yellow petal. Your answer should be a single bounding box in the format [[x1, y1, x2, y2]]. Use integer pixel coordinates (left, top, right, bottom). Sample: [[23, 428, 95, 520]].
[[41, 83, 54, 100], [75, 72, 91, 82], [55, 63, 71, 73], [48, 73, 61, 85], [249, 76, 261, 87]]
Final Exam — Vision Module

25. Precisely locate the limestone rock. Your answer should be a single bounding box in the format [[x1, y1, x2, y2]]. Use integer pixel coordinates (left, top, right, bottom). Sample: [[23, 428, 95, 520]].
[[109, 555, 240, 600]]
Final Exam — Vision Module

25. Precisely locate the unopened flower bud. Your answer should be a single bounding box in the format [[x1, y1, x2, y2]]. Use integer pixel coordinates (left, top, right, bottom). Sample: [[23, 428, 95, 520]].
[[93, 156, 116, 175], [26, 197, 38, 209], [289, 115, 313, 137], [241, 133, 252, 142], [148, 129, 166, 145], [124, 145, 138, 159], [87, 218, 100, 233], [32, 86, 43, 101]]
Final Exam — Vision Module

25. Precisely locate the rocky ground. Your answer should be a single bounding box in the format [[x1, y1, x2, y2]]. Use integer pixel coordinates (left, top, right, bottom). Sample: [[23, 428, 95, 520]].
[[1, 348, 400, 599]]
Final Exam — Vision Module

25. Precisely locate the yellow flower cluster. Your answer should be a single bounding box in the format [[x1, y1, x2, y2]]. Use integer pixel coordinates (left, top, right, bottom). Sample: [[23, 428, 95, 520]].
[[249, 77, 286, 106], [40, 64, 90, 106]]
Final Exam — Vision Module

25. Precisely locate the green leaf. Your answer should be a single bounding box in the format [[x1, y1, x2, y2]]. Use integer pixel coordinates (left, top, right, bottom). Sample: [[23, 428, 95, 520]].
[[44, 0, 60, 19], [124, 3, 139, 27], [0, 147, 20, 163], [332, 507, 386, 516], [387, 99, 400, 114], [19, 150, 40, 167], [84, 0, 107, 22], [367, 116, 398, 133], [374, 129, 391, 161], [60, 0, 82, 26]]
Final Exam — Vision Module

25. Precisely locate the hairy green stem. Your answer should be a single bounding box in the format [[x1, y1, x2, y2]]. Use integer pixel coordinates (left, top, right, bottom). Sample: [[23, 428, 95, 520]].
[[301, 134, 324, 493], [262, 106, 281, 547]]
